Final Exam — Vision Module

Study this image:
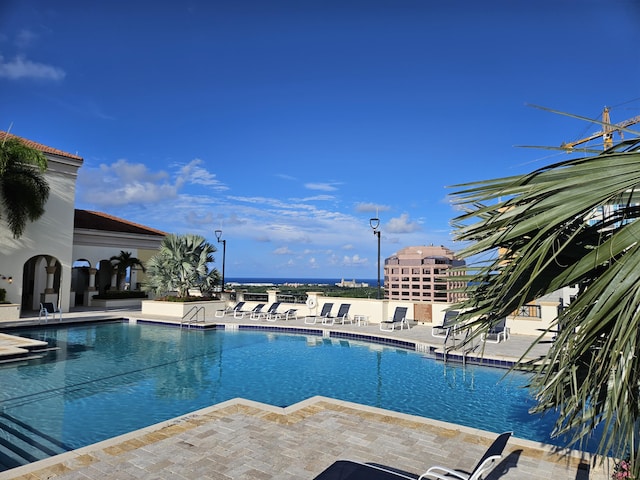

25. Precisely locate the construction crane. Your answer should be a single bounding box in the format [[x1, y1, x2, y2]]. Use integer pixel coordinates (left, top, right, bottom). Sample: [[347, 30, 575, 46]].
[[561, 106, 640, 152]]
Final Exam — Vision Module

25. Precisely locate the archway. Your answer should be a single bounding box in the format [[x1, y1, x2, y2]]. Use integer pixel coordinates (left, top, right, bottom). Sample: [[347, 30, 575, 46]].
[[21, 255, 62, 312], [72, 259, 91, 307]]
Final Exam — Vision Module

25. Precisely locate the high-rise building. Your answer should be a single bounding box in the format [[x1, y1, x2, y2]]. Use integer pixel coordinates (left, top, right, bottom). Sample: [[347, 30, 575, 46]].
[[384, 246, 465, 303]]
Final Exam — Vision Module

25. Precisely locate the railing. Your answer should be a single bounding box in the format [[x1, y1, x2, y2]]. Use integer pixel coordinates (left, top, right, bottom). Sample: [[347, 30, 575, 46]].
[[181, 306, 205, 328], [514, 304, 542, 318]]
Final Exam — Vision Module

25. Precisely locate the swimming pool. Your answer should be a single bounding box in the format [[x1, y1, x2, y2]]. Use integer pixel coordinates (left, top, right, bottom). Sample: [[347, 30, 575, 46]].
[[0, 321, 594, 471]]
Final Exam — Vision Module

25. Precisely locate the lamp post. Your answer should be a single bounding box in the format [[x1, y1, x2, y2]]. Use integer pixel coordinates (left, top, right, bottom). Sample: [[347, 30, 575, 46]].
[[214, 229, 226, 294], [369, 217, 381, 300]]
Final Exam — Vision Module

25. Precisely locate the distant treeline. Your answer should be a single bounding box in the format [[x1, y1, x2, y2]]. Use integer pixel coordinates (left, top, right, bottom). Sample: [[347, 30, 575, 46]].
[[236, 284, 381, 299]]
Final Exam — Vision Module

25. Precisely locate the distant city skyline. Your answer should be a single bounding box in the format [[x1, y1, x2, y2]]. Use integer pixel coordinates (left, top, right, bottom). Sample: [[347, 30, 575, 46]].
[[2, 1, 639, 277]]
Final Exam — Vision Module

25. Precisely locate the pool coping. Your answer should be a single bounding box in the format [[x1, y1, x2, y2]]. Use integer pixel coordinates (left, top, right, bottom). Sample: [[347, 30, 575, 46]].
[[135, 318, 528, 370], [0, 396, 606, 480]]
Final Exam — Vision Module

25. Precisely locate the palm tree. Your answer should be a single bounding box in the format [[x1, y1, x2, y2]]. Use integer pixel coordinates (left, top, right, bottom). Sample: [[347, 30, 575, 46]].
[[0, 135, 50, 238], [144, 233, 219, 297], [449, 135, 640, 474], [109, 250, 145, 290]]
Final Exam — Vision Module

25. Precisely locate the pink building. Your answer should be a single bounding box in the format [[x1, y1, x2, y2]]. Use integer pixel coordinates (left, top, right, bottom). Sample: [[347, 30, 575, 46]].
[[384, 245, 466, 303]]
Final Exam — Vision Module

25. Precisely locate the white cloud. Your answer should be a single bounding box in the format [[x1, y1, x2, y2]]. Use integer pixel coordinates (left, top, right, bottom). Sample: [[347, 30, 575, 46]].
[[355, 202, 391, 213], [0, 54, 65, 80], [15, 29, 37, 49], [305, 182, 340, 192], [386, 213, 421, 233], [273, 246, 294, 255], [177, 158, 228, 191], [77, 159, 176, 206], [341, 254, 368, 266], [294, 194, 335, 202]]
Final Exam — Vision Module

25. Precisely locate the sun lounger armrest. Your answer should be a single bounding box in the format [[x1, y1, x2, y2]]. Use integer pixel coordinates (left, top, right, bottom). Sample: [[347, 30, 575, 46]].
[[419, 466, 468, 480]]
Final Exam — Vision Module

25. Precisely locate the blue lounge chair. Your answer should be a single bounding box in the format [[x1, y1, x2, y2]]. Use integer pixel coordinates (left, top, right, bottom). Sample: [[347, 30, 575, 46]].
[[234, 303, 264, 319], [431, 310, 460, 339], [305, 303, 333, 324], [379, 307, 408, 331], [482, 317, 509, 343], [215, 301, 245, 318], [323, 303, 352, 325], [268, 309, 298, 322], [256, 302, 281, 320], [313, 431, 512, 480], [39, 302, 62, 323]]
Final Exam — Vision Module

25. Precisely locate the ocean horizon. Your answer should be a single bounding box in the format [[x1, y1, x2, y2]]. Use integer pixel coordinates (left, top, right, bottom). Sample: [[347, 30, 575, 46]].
[[226, 277, 383, 286]]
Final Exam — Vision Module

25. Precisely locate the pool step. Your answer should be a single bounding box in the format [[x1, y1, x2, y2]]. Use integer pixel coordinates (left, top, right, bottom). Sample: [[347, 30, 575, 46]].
[[0, 412, 70, 472]]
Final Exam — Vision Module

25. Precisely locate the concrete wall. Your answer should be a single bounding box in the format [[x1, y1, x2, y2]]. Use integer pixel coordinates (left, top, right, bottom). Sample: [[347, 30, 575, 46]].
[[219, 293, 561, 337]]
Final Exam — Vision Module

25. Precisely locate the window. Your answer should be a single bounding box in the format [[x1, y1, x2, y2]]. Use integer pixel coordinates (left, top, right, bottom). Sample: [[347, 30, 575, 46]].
[[423, 268, 431, 274]]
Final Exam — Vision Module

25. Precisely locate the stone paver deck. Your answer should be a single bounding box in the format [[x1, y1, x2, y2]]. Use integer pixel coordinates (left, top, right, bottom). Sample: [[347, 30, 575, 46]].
[[0, 308, 611, 479]]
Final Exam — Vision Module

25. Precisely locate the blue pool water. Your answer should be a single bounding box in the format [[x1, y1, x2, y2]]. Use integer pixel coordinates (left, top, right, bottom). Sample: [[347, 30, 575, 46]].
[[0, 322, 596, 470]]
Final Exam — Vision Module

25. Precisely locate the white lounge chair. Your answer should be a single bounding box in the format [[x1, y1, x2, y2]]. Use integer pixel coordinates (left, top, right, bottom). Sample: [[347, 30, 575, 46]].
[[380, 307, 408, 331], [432, 310, 460, 339], [313, 431, 512, 480], [215, 301, 245, 318], [482, 318, 510, 343], [323, 303, 352, 325], [256, 302, 281, 320], [39, 302, 62, 322], [268, 309, 298, 322], [234, 303, 264, 319], [305, 303, 333, 324]]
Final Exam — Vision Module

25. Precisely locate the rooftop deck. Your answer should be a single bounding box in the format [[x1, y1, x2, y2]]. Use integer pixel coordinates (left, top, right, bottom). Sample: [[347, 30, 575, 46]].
[[0, 308, 609, 479]]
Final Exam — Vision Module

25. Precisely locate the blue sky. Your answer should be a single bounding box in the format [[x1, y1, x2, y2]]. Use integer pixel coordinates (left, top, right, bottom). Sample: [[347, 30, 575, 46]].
[[2, 1, 640, 279]]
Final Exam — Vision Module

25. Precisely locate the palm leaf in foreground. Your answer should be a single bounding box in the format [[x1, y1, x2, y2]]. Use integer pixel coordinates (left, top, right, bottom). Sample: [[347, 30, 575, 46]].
[[449, 142, 640, 474]]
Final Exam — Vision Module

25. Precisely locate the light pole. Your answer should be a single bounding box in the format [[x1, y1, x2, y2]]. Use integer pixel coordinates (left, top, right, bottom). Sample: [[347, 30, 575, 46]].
[[214, 229, 226, 294], [369, 217, 381, 300]]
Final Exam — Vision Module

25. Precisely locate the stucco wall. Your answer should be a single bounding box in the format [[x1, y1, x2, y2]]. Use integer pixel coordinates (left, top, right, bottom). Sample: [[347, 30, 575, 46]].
[[0, 155, 80, 312]]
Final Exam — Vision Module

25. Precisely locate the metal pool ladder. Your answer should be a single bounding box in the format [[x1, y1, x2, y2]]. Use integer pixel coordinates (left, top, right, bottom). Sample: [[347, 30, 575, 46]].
[[181, 306, 205, 328]]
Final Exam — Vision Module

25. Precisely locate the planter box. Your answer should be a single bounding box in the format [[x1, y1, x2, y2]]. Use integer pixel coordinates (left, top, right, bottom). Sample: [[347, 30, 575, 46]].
[[0, 304, 21, 322], [141, 300, 225, 319], [91, 298, 146, 308]]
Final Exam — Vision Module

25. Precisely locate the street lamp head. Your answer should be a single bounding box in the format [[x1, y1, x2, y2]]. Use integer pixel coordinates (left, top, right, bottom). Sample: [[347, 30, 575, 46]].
[[369, 217, 380, 231], [215, 229, 222, 242]]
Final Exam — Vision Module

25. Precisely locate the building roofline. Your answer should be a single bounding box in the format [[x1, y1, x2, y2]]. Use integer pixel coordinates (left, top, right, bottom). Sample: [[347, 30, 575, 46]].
[[0, 131, 83, 162], [74, 209, 167, 237]]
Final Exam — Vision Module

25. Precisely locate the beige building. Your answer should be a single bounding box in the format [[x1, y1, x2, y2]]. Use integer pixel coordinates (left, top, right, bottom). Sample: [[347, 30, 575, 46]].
[[384, 245, 466, 303], [0, 131, 165, 315]]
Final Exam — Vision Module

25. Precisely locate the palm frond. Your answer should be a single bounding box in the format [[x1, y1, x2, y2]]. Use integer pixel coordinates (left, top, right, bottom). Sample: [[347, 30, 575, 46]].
[[450, 141, 640, 473]]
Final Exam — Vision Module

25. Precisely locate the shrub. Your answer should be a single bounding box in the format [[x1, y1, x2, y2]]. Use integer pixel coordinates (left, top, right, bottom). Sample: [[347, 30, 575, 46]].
[[92, 291, 148, 300]]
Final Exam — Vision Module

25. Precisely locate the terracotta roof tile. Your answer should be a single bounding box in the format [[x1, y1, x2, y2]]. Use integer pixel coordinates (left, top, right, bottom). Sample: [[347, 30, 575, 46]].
[[0, 131, 83, 161], [74, 209, 167, 236]]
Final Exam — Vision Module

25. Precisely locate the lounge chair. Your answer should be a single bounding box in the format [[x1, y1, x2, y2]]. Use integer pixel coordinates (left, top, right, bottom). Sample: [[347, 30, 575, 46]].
[[268, 309, 298, 322], [313, 431, 512, 480], [249, 303, 267, 320], [39, 302, 62, 322], [256, 302, 281, 320], [482, 317, 509, 343], [380, 307, 408, 331], [323, 303, 352, 325], [305, 303, 333, 324], [432, 310, 460, 339], [215, 301, 245, 318], [234, 303, 264, 319]]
